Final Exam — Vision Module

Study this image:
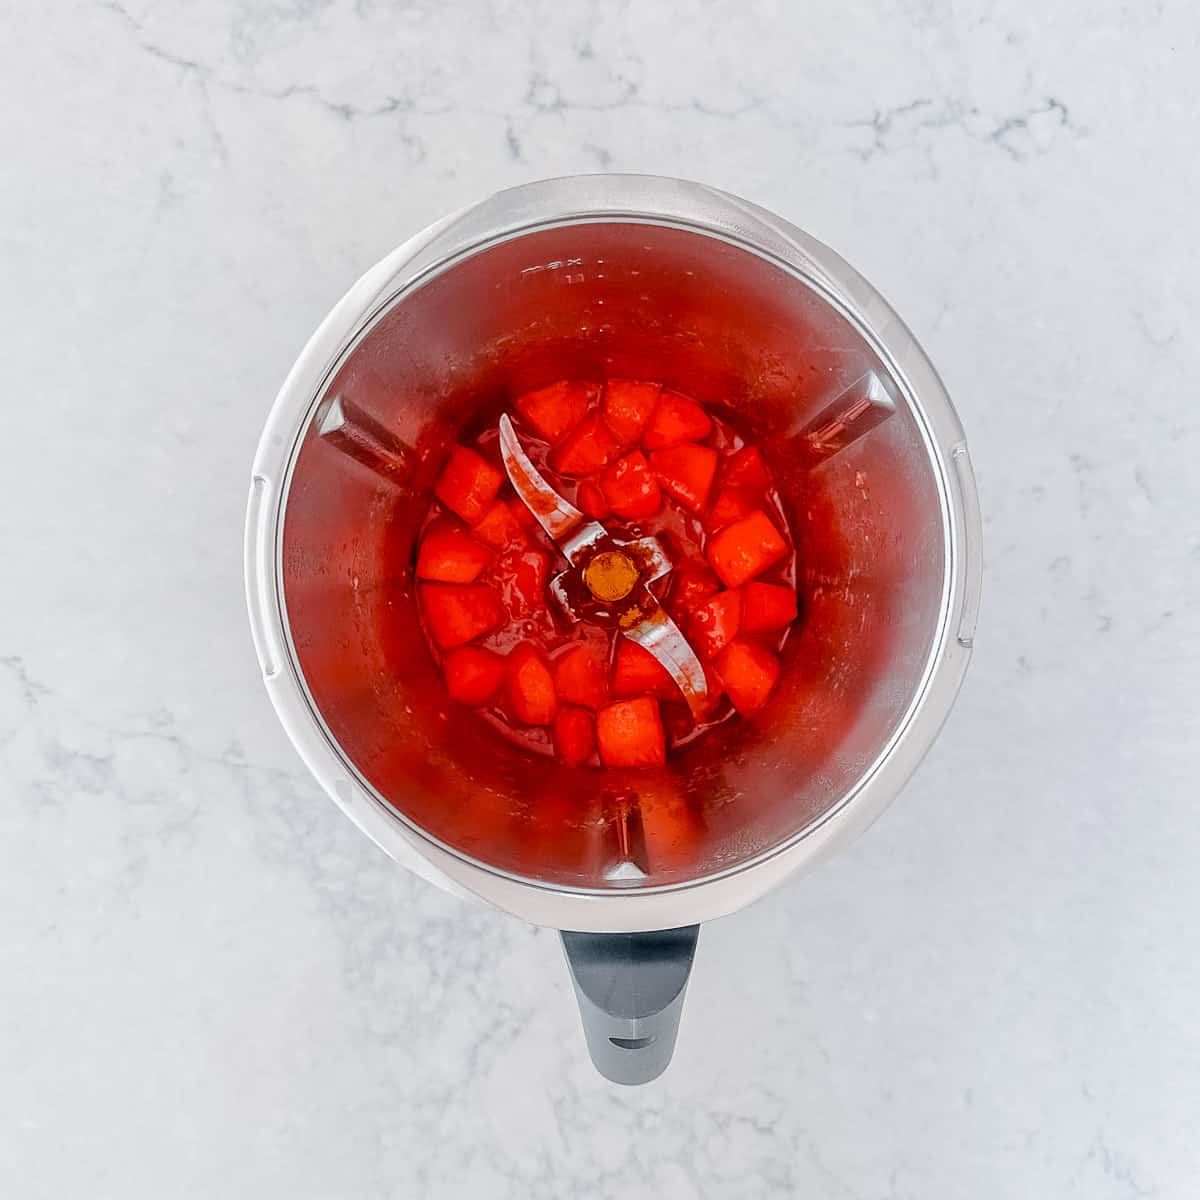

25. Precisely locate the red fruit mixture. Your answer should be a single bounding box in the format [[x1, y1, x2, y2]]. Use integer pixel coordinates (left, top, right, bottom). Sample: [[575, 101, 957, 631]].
[[416, 379, 800, 767]]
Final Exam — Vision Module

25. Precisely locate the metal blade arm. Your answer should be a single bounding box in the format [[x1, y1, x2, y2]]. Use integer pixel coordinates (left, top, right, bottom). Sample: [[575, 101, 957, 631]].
[[498, 414, 590, 551], [623, 607, 710, 717]]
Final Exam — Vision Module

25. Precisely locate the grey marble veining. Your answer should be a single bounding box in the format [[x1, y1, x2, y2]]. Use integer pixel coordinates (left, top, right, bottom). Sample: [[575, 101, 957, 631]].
[[3, 1, 1198, 1196]]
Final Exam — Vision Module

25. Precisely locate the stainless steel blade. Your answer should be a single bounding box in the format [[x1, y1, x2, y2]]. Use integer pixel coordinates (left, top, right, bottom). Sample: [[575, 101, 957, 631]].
[[500, 413, 709, 715], [498, 414, 605, 563], [623, 605, 710, 718]]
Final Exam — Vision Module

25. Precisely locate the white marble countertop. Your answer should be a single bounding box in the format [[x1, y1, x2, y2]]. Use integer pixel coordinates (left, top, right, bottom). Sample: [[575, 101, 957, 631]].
[[4, 1, 1198, 1196]]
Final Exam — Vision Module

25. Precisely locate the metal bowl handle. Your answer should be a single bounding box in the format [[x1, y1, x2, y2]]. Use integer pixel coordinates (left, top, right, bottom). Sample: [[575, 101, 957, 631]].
[[560, 926, 700, 1085]]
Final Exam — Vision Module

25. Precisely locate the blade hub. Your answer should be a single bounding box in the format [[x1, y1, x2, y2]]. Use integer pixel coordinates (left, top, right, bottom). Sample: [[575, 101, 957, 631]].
[[582, 550, 640, 603]]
